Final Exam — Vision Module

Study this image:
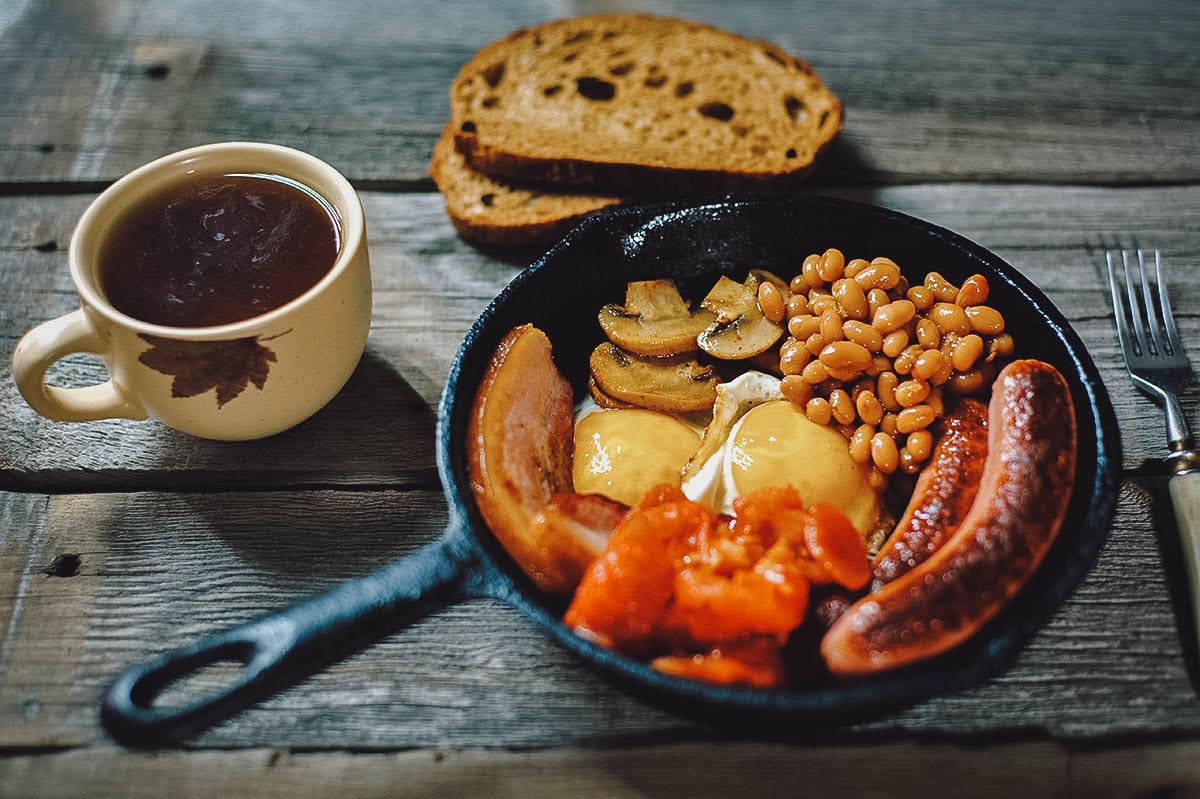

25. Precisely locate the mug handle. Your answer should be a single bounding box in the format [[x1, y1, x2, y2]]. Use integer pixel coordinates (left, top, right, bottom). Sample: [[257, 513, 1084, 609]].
[[12, 309, 148, 422]]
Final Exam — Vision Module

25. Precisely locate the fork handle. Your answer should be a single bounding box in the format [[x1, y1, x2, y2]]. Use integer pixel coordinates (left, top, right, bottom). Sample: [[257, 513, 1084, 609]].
[[1170, 463, 1200, 641]]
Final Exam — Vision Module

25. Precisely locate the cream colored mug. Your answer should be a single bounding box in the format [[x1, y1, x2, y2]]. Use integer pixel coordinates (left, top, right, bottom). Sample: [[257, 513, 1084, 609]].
[[12, 142, 372, 440]]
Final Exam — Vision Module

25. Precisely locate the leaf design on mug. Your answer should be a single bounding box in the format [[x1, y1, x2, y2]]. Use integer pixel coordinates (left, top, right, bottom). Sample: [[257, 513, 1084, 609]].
[[138, 332, 288, 408]]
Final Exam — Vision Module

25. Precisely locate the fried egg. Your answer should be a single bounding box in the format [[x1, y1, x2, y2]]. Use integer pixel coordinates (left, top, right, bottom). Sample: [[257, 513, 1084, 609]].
[[574, 371, 880, 534]]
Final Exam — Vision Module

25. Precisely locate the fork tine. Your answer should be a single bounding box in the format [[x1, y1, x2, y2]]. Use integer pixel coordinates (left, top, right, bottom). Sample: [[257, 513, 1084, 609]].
[[1154, 251, 1183, 356], [1121, 250, 1149, 356], [1137, 250, 1164, 355], [1107, 251, 1138, 361]]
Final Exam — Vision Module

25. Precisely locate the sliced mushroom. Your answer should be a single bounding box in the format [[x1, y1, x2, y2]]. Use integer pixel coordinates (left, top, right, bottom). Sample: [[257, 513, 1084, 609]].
[[697, 274, 785, 360], [598, 279, 716, 356], [588, 375, 636, 409], [589, 342, 719, 413]]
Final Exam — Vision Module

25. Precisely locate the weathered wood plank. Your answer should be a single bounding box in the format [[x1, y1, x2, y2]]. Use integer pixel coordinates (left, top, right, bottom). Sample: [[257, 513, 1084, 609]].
[[0, 742, 1077, 799], [0, 479, 1196, 750], [2, 185, 1197, 491], [0, 0, 1197, 185]]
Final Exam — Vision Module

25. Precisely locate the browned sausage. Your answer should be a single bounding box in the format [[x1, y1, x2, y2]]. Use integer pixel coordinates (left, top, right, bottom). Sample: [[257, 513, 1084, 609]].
[[871, 398, 989, 588], [821, 360, 1077, 676]]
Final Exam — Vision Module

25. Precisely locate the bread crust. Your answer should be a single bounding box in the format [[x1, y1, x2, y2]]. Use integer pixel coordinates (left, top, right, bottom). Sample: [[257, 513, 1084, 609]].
[[449, 14, 843, 193]]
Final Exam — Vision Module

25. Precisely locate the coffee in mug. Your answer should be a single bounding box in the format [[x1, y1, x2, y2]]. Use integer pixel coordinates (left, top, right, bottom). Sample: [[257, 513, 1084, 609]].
[[12, 142, 372, 441]]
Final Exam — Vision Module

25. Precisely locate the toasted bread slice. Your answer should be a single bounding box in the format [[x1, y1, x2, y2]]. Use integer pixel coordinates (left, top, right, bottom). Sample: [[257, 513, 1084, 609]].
[[451, 14, 843, 193], [430, 126, 622, 247]]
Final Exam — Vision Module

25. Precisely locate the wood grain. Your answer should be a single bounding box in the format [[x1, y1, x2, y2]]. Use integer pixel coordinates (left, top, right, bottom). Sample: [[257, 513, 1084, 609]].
[[0, 0, 1197, 185], [2, 185, 1197, 491]]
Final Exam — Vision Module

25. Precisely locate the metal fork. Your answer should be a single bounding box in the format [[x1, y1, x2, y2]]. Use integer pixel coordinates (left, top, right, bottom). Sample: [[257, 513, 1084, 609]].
[[1106, 249, 1200, 631]]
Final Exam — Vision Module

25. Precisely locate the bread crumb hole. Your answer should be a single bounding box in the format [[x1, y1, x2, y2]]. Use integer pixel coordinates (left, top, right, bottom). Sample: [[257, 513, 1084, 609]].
[[480, 193, 495, 207], [609, 61, 634, 76], [698, 102, 734, 121], [564, 52, 577, 63], [576, 77, 616, 101], [565, 30, 593, 45], [785, 148, 797, 159], [482, 62, 505, 88], [644, 75, 667, 88], [675, 81, 694, 98], [764, 49, 787, 66], [543, 85, 562, 97], [460, 120, 476, 134], [602, 31, 618, 40], [482, 96, 499, 108], [785, 95, 807, 123]]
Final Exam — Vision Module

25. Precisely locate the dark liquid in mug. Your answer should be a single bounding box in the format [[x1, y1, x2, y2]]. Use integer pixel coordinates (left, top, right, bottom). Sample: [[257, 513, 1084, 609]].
[[98, 173, 341, 327]]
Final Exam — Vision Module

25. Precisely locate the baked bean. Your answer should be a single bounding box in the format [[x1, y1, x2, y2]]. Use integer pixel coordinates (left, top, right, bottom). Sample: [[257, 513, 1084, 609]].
[[906, 430, 933, 460], [899, 447, 920, 474], [855, 261, 901, 291], [965, 305, 1005, 335], [844, 258, 870, 279], [866, 288, 889, 316], [758, 281, 786, 323], [779, 338, 810, 375], [897, 404, 936, 434], [868, 355, 892, 376], [989, 333, 1015, 358], [780, 374, 813, 406], [916, 318, 940, 349], [880, 412, 899, 436], [829, 388, 856, 425], [929, 302, 971, 336], [802, 255, 824, 288], [786, 293, 809, 318], [907, 284, 934, 310], [818, 248, 846, 282], [806, 397, 832, 425], [947, 369, 984, 394], [872, 299, 916, 334], [855, 390, 884, 426], [832, 278, 869, 320], [819, 341, 872, 371], [877, 371, 900, 411], [911, 349, 944, 381], [826, 366, 864, 382], [952, 333, 985, 371], [926, 387, 945, 415], [789, 274, 810, 294], [843, 320, 883, 351], [881, 329, 909, 358], [849, 424, 874, 464], [802, 360, 829, 384], [956, 274, 989, 307], [895, 275, 911, 298], [788, 313, 819, 340], [931, 356, 954, 386], [924, 271, 960, 302], [893, 344, 924, 375], [870, 431, 900, 474], [819, 308, 844, 343], [894, 378, 930, 408], [805, 332, 826, 356], [811, 293, 840, 316]]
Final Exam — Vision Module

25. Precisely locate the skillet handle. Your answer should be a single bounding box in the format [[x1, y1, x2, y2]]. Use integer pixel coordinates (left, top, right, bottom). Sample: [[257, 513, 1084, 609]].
[[101, 531, 480, 746]]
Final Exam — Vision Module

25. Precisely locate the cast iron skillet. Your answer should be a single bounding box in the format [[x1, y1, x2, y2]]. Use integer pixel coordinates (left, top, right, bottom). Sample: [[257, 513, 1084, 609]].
[[101, 194, 1122, 745]]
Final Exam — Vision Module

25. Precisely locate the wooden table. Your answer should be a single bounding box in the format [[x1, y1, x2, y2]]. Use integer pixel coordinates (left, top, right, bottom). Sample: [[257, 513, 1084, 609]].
[[2, 0, 1199, 795]]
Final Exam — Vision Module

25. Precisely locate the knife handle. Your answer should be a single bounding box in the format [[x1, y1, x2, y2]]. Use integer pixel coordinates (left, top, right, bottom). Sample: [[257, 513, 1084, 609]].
[[1171, 467, 1200, 639]]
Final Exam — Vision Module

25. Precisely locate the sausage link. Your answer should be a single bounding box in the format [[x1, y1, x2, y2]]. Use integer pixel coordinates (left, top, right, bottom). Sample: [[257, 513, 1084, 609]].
[[821, 360, 1077, 676], [870, 397, 989, 587]]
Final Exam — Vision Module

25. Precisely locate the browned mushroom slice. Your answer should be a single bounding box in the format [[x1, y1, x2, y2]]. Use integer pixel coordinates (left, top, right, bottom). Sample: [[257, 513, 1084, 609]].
[[697, 275, 785, 360], [589, 342, 719, 413], [588, 375, 636, 409], [598, 279, 716, 356]]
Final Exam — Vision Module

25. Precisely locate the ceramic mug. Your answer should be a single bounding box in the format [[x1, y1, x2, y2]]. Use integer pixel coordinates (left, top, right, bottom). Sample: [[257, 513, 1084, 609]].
[[11, 142, 372, 441]]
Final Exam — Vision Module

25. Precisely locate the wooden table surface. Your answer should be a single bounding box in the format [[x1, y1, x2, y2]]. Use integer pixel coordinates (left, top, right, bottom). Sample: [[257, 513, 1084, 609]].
[[3, 0, 1200, 796]]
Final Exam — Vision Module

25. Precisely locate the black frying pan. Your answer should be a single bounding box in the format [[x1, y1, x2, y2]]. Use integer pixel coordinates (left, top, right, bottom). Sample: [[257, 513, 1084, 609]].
[[101, 194, 1122, 745]]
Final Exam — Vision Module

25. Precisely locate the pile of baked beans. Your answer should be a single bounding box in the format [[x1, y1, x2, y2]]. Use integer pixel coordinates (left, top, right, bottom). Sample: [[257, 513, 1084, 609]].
[[756, 248, 1013, 480]]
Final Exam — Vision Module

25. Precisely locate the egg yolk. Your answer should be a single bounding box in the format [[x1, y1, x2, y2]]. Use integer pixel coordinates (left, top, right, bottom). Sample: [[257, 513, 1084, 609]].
[[726, 400, 879, 534], [573, 409, 701, 507]]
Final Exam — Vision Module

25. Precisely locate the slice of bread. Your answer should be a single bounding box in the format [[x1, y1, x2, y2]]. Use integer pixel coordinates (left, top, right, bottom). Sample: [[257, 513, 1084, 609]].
[[450, 14, 843, 193], [429, 125, 622, 248]]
